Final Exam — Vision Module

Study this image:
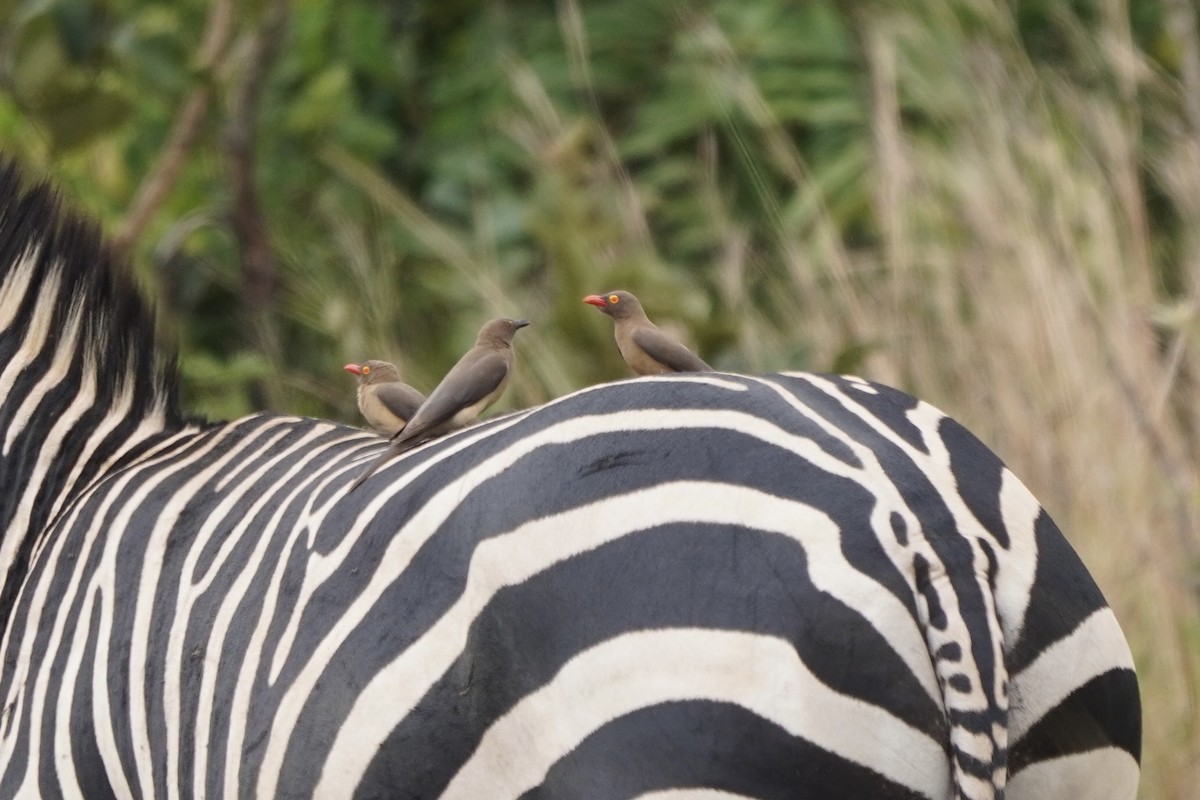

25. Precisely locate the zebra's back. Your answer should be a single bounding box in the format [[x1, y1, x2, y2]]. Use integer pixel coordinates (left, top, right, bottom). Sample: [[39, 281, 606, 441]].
[[0, 371, 1139, 799]]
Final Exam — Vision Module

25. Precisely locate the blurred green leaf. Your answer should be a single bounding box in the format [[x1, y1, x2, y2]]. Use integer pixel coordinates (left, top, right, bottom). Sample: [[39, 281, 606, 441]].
[[286, 65, 353, 133]]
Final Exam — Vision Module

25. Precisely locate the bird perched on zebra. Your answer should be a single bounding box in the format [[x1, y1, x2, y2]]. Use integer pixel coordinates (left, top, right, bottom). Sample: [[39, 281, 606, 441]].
[[0, 162, 1140, 800], [349, 317, 529, 491], [584, 289, 712, 374], [344, 360, 425, 436]]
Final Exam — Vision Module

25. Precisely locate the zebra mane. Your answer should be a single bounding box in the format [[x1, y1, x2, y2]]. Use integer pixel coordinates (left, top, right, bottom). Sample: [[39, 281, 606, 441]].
[[0, 160, 186, 428]]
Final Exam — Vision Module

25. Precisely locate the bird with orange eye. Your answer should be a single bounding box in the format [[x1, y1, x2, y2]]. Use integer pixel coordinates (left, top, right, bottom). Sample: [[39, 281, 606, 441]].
[[344, 360, 426, 436], [583, 290, 712, 375]]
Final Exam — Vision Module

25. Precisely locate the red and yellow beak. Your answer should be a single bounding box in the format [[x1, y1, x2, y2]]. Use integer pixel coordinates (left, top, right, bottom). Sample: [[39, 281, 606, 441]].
[[583, 294, 607, 309], [343, 363, 363, 376]]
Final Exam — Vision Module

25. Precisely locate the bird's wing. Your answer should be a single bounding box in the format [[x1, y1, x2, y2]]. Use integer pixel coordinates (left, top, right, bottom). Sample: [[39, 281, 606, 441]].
[[632, 326, 712, 372], [394, 350, 508, 441], [372, 382, 425, 422]]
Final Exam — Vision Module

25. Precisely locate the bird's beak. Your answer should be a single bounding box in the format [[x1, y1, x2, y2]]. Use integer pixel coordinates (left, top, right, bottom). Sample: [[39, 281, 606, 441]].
[[514, 319, 530, 329], [343, 364, 363, 375], [582, 295, 606, 308]]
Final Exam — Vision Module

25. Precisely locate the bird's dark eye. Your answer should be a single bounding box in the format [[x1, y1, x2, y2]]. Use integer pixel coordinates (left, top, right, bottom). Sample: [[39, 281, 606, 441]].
[[608, 294, 620, 304]]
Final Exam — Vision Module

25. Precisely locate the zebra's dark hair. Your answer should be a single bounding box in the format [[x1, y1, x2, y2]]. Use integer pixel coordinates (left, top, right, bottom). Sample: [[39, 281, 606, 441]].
[[0, 161, 201, 623], [0, 161, 185, 427]]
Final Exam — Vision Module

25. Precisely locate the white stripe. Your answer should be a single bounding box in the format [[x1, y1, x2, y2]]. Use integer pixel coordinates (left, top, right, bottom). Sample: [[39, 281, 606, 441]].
[[636, 792, 759, 800], [556, 373, 751, 395], [1009, 608, 1134, 743], [38, 361, 99, 521], [0, 244, 39, 332], [994, 469, 1040, 644], [841, 374, 879, 393], [299, 480, 937, 799], [627, 373, 750, 391], [438, 629, 950, 800], [52, 586, 97, 800], [1007, 748, 1138, 800]]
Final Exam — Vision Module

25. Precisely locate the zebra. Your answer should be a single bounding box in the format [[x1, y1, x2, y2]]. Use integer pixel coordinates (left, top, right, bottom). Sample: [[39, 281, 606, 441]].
[[0, 161, 1139, 799]]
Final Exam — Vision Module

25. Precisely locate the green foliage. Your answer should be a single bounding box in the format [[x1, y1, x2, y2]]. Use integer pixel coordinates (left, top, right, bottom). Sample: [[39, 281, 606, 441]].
[[179, 350, 275, 421]]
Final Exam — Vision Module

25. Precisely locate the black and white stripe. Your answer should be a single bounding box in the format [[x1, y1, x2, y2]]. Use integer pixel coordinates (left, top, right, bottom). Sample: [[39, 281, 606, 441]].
[[0, 164, 1139, 799]]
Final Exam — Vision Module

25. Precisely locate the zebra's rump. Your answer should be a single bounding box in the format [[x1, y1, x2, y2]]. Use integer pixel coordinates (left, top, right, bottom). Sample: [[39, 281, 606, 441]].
[[1, 372, 1138, 799]]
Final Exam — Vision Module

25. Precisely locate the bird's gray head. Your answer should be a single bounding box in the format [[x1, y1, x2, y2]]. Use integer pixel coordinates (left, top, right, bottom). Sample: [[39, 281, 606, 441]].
[[583, 290, 646, 321], [344, 360, 402, 386], [476, 318, 530, 346]]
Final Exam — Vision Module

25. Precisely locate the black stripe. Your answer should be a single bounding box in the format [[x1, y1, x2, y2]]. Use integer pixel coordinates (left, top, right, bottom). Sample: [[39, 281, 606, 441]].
[[940, 416, 1009, 548], [516, 701, 930, 800], [67, 593, 117, 800], [0, 696, 30, 798], [914, 554, 947, 630], [1010, 668, 1141, 773], [1007, 511, 1110, 674]]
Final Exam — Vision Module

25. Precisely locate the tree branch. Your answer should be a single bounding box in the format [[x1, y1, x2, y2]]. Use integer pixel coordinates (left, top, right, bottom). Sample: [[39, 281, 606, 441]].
[[112, 0, 235, 257], [226, 0, 291, 407]]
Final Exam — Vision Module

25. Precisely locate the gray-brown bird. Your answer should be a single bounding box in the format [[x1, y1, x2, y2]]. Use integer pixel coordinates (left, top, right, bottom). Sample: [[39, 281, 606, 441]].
[[344, 360, 426, 436], [583, 290, 712, 374], [348, 318, 530, 491]]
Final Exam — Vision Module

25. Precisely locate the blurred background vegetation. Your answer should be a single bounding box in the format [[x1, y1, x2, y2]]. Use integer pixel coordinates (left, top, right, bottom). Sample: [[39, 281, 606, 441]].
[[1, 0, 1198, 795]]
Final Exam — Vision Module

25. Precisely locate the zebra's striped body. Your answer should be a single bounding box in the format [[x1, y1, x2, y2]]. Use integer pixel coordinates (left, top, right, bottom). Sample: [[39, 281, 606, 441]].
[[0, 165, 1139, 798]]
